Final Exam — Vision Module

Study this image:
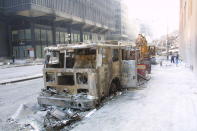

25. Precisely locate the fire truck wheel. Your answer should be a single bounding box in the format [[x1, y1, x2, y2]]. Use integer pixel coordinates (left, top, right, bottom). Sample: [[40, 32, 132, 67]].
[[109, 82, 117, 95]]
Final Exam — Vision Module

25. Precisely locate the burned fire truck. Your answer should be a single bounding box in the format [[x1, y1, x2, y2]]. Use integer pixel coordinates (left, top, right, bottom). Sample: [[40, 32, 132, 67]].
[[37, 42, 138, 110]]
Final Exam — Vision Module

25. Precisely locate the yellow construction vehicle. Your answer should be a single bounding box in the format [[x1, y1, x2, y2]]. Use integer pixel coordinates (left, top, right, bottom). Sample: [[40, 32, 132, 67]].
[[136, 34, 156, 77]]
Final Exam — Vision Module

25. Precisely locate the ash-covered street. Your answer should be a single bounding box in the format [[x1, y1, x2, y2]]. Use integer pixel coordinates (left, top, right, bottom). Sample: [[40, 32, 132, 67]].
[[0, 0, 195, 130], [0, 65, 43, 130], [1, 63, 197, 131], [0, 65, 43, 83], [72, 64, 197, 131], [0, 78, 43, 130]]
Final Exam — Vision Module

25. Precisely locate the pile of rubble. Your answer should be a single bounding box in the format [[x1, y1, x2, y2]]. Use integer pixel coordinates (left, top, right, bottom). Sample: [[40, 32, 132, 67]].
[[7, 90, 124, 130], [7, 104, 96, 131]]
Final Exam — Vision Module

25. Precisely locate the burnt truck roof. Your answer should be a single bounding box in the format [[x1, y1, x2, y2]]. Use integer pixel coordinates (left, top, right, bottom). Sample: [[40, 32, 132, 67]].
[[44, 42, 136, 51]]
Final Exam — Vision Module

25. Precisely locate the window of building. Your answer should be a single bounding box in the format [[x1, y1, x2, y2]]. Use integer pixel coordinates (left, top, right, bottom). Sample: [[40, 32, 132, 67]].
[[73, 34, 75, 42], [36, 45, 42, 58], [86, 34, 89, 40], [47, 30, 53, 44], [71, 34, 74, 43], [12, 29, 32, 42], [41, 29, 47, 42], [12, 31, 19, 42], [64, 32, 69, 42], [98, 36, 101, 41], [70, 32, 80, 43], [42, 45, 46, 57], [13, 45, 33, 58], [56, 31, 68, 44], [25, 29, 31, 40], [13, 46, 19, 58], [35, 29, 41, 41], [74, 34, 78, 42], [56, 32, 60, 43], [83, 34, 85, 41], [89, 34, 92, 40], [60, 32, 65, 43], [77, 34, 80, 42], [19, 30, 25, 40]]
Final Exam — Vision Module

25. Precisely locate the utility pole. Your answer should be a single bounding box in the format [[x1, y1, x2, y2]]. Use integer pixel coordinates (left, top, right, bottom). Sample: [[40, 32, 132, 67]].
[[166, 36, 169, 60]]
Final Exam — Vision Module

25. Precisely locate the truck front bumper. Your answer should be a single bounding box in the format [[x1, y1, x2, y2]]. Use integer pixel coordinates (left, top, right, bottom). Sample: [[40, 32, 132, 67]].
[[37, 96, 97, 110]]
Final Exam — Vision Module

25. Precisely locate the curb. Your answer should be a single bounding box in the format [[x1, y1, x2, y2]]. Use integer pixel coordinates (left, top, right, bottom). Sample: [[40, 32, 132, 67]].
[[0, 74, 43, 85], [0, 63, 43, 69]]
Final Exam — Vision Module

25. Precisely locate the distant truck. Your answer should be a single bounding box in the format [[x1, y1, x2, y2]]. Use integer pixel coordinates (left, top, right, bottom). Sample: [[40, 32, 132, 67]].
[[38, 42, 138, 110]]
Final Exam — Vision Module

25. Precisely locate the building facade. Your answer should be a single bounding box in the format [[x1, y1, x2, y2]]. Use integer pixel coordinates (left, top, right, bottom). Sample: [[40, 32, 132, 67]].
[[0, 0, 118, 59], [107, 0, 129, 40], [180, 0, 197, 72]]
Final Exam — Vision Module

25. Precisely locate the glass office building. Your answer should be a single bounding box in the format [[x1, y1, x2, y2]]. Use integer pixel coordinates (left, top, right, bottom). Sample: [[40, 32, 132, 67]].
[[0, 0, 118, 58]]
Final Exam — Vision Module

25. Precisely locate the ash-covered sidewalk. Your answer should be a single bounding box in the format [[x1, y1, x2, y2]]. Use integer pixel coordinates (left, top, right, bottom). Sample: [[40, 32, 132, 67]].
[[72, 63, 197, 131], [0, 65, 43, 84]]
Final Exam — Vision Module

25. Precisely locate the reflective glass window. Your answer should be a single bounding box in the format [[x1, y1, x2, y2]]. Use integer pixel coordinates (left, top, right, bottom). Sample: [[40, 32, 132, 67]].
[[25, 29, 31, 40], [35, 29, 41, 41], [41, 29, 47, 42], [19, 30, 25, 40], [12, 30, 18, 41]]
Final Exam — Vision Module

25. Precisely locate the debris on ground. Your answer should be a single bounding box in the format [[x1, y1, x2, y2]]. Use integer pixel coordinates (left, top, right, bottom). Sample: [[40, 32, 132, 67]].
[[6, 90, 128, 130], [7, 103, 96, 131], [7, 104, 46, 130]]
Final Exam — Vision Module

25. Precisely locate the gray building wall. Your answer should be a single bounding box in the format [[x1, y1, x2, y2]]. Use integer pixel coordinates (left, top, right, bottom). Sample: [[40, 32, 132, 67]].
[[0, 20, 8, 57], [108, 0, 129, 40]]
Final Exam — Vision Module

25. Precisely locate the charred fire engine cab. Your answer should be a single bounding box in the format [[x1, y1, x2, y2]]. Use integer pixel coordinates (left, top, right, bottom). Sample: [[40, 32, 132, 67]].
[[37, 42, 138, 110]]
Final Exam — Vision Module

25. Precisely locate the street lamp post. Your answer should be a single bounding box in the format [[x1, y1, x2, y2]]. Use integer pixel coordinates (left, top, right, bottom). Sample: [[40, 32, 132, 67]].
[[166, 39, 170, 60], [166, 21, 169, 60]]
